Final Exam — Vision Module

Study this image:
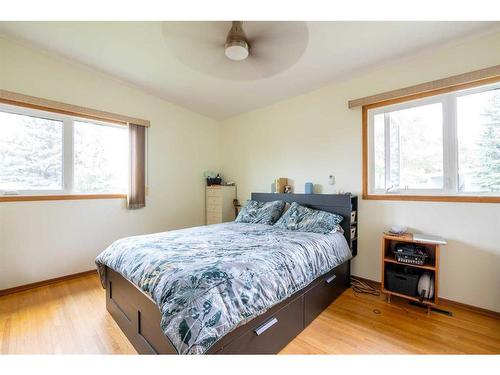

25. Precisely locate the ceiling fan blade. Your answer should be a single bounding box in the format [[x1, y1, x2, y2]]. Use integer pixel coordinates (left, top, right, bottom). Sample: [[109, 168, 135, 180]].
[[162, 21, 228, 49], [246, 63, 276, 80], [162, 21, 231, 71], [246, 21, 308, 46], [247, 22, 308, 77]]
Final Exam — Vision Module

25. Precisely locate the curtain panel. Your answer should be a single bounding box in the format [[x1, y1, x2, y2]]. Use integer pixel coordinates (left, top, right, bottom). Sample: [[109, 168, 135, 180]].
[[128, 124, 146, 209]]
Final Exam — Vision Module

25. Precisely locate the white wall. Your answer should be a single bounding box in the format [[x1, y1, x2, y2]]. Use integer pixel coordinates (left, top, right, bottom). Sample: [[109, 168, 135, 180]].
[[0, 36, 223, 289], [220, 31, 500, 312]]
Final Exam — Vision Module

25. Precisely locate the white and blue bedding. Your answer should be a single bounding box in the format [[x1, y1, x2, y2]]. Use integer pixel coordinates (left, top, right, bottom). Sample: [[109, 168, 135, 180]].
[[95, 222, 351, 354]]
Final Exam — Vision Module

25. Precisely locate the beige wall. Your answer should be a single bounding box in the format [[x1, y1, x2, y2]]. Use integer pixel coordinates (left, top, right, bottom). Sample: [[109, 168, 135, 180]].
[[0, 36, 223, 289], [221, 31, 500, 312]]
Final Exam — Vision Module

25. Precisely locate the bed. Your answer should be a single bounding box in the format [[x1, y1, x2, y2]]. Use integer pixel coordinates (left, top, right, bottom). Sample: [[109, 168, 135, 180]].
[[96, 193, 358, 354]]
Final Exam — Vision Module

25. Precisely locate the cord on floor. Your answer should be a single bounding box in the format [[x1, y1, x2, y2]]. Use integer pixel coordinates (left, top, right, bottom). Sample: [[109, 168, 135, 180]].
[[350, 276, 380, 296]]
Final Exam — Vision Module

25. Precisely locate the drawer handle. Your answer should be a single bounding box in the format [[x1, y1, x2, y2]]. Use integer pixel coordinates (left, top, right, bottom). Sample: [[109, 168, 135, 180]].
[[325, 274, 337, 284], [254, 317, 278, 336]]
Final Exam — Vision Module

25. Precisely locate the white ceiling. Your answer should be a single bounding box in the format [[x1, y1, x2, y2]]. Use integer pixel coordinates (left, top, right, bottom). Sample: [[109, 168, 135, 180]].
[[0, 21, 498, 120]]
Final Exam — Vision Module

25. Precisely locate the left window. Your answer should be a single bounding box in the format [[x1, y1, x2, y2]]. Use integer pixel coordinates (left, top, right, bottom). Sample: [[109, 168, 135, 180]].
[[0, 103, 128, 198]]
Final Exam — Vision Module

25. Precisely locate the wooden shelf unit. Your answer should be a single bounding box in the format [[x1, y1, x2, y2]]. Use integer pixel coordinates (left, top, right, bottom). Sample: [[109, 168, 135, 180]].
[[381, 233, 442, 311]]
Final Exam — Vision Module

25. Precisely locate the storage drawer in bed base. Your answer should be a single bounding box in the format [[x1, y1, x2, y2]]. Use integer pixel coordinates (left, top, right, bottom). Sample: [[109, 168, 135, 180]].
[[105, 260, 350, 354], [220, 295, 304, 354], [304, 261, 350, 326]]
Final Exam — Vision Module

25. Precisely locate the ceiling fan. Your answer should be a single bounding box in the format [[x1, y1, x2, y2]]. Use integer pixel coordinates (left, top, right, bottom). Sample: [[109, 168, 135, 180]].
[[224, 21, 250, 61], [162, 21, 309, 80]]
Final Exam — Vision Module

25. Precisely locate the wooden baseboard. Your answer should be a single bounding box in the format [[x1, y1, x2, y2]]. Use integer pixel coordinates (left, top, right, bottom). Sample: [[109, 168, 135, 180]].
[[351, 275, 500, 319], [438, 297, 500, 319], [0, 270, 97, 297]]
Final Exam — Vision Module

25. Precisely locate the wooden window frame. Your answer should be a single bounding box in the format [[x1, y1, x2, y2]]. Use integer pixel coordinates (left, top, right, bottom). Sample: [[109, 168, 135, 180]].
[[0, 89, 150, 127], [0, 102, 129, 202], [362, 76, 500, 203]]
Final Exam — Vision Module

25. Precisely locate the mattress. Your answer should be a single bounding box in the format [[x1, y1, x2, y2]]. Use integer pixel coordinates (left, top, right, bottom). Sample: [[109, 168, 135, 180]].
[[95, 222, 351, 354]]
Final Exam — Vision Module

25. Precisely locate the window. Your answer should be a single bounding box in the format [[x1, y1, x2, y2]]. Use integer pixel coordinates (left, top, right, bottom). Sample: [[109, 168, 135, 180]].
[[366, 81, 500, 201], [0, 103, 128, 198], [457, 89, 500, 193], [0, 111, 63, 191], [73, 121, 128, 193]]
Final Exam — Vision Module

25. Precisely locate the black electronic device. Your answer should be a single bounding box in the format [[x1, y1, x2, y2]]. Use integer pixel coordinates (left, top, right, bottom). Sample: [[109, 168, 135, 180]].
[[392, 243, 428, 265]]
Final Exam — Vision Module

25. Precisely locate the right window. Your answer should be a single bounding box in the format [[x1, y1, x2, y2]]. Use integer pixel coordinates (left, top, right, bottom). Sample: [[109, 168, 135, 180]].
[[367, 81, 500, 199], [456, 89, 500, 194], [73, 120, 128, 194]]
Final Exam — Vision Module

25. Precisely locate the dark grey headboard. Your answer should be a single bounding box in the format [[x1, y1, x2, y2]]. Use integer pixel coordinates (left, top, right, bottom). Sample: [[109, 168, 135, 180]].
[[251, 193, 358, 257]]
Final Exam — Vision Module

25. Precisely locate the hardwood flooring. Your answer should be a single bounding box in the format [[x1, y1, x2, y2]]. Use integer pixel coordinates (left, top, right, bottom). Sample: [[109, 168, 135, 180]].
[[0, 273, 135, 354], [1, 272, 499, 354]]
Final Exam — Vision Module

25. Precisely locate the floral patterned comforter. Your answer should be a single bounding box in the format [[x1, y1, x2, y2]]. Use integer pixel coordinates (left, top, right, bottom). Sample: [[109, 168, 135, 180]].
[[95, 222, 351, 354]]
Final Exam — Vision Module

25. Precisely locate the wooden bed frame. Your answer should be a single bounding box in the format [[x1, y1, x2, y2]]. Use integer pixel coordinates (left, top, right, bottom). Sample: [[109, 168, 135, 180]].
[[105, 193, 358, 354]]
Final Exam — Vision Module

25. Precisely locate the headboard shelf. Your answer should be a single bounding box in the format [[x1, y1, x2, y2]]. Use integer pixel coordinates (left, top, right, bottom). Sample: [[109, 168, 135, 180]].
[[251, 193, 358, 257]]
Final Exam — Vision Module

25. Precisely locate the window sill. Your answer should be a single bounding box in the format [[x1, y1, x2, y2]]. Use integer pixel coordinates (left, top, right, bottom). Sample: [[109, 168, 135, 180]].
[[0, 194, 127, 202], [363, 194, 500, 203]]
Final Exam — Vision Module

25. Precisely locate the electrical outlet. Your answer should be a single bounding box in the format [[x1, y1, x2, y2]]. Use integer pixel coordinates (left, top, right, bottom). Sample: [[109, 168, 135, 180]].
[[329, 175, 335, 185]]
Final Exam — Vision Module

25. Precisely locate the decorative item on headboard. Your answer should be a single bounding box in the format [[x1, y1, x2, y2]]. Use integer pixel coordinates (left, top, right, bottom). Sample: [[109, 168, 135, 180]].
[[305, 182, 313, 194], [274, 178, 288, 193], [284, 185, 293, 193]]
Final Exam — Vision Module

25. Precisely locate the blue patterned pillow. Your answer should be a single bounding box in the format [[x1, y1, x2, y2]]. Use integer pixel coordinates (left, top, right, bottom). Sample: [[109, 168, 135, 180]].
[[274, 202, 343, 234], [235, 200, 285, 225]]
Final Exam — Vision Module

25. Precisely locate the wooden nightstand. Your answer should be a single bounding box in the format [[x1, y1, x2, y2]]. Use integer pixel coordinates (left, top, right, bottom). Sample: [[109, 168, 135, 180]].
[[381, 233, 445, 314]]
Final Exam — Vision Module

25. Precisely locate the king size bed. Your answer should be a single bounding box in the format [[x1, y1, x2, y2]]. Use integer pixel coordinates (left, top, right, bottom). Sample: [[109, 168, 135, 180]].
[[96, 193, 358, 354]]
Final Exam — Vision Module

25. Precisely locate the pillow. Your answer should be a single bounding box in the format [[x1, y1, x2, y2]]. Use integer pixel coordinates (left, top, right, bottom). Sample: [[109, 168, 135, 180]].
[[235, 200, 285, 225], [274, 202, 343, 234]]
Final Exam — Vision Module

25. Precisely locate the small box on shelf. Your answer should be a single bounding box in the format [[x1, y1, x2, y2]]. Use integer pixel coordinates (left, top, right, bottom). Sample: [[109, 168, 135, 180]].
[[385, 265, 420, 297]]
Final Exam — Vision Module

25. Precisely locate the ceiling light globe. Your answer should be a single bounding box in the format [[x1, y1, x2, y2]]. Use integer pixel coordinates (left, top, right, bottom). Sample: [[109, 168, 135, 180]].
[[225, 40, 249, 61]]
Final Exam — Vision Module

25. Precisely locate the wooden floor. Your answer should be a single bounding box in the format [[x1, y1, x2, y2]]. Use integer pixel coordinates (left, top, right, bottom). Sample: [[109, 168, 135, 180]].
[[1, 272, 499, 354]]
